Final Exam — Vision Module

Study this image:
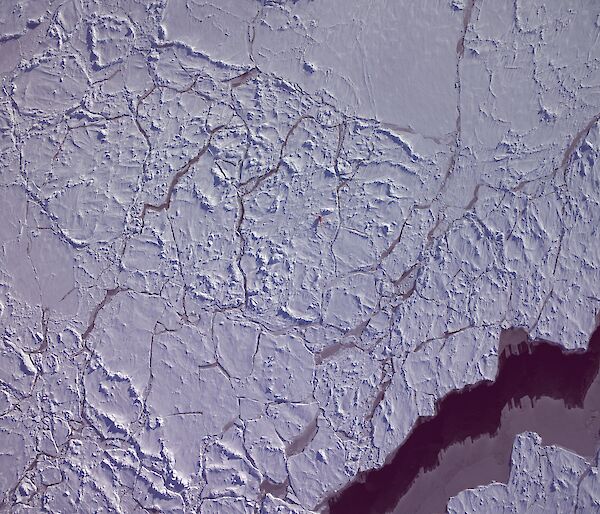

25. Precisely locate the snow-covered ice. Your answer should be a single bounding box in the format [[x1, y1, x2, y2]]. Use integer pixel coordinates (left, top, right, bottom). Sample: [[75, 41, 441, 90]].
[[0, 0, 599, 512]]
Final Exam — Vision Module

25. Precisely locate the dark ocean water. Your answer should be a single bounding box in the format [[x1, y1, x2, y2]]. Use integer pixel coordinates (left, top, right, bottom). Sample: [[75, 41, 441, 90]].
[[328, 326, 600, 514]]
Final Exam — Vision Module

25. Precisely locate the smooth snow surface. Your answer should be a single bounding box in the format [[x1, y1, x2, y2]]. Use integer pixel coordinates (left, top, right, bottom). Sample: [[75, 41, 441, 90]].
[[0, 0, 599, 512]]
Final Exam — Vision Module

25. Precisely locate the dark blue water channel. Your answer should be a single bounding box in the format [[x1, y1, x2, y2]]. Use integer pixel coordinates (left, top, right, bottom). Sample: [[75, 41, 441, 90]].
[[328, 325, 600, 514]]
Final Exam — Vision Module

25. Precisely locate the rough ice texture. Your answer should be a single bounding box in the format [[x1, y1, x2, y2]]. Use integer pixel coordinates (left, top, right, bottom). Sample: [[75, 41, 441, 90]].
[[448, 432, 600, 513], [0, 0, 599, 512]]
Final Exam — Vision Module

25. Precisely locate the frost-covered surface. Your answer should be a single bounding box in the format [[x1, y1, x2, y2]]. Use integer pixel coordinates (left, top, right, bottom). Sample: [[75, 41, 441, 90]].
[[448, 432, 600, 513], [0, 0, 599, 512]]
